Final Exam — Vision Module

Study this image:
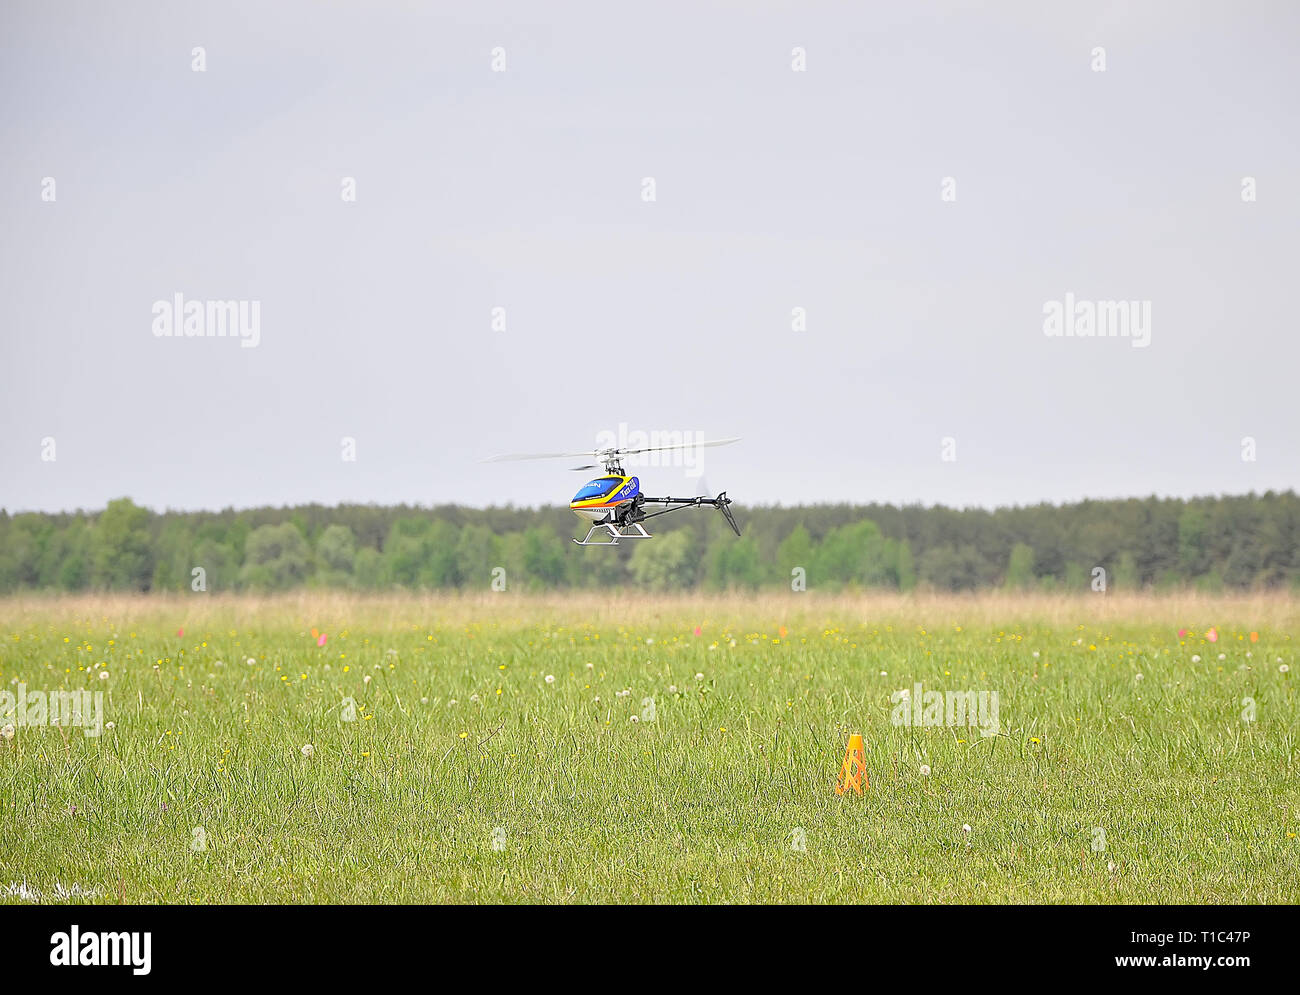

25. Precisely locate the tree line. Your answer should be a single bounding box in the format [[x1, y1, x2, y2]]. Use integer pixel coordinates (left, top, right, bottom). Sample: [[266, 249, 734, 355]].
[[1, 491, 1298, 594]]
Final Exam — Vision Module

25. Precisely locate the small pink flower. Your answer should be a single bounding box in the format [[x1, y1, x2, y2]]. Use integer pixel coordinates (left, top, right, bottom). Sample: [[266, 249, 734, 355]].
[[1177, 628, 1187, 638], [177, 627, 184, 637], [1206, 627, 1218, 643], [317, 633, 327, 647], [693, 626, 702, 637]]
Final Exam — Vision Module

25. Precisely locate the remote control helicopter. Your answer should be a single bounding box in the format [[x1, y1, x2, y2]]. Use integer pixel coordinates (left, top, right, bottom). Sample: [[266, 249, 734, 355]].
[[485, 438, 742, 546]]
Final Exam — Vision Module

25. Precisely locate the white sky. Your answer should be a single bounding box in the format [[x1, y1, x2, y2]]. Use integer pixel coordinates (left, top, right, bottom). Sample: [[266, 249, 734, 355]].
[[2, 1, 1297, 513]]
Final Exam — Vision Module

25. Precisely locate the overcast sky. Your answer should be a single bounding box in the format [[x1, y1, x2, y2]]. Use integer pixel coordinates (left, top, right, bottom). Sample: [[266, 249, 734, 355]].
[[1, 1, 1297, 515]]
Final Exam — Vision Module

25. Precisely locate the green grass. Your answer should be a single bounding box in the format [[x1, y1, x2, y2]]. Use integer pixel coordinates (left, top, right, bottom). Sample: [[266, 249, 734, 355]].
[[1, 593, 1297, 903]]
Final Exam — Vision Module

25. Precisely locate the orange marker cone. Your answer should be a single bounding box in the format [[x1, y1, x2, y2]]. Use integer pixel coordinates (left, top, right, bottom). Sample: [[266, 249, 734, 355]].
[[835, 733, 868, 795]]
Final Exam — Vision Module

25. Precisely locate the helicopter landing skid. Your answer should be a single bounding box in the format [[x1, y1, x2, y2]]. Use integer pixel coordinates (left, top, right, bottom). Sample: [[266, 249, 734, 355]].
[[572, 522, 652, 546]]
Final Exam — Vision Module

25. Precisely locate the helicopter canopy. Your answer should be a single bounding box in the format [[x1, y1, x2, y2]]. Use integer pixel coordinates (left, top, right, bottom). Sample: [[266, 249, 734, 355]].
[[572, 476, 629, 502]]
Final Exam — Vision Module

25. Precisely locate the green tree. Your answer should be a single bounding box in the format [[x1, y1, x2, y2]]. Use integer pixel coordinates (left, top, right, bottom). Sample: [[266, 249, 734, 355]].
[[315, 524, 357, 586], [91, 499, 154, 591], [426, 520, 461, 587], [895, 539, 917, 591], [56, 519, 92, 591], [776, 524, 814, 586], [882, 537, 917, 591], [708, 534, 763, 590], [383, 519, 460, 588], [193, 538, 236, 592], [384, 519, 431, 588], [354, 547, 386, 589], [455, 524, 500, 591], [1004, 542, 1035, 589], [814, 520, 887, 587], [628, 529, 693, 590], [521, 527, 567, 590], [240, 523, 311, 590], [919, 544, 983, 591], [1178, 506, 1208, 575], [1064, 561, 1087, 590], [151, 519, 195, 591], [1114, 551, 1138, 590]]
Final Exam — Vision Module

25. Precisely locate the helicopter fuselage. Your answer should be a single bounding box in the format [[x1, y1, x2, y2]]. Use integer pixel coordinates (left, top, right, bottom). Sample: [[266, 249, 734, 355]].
[[569, 474, 640, 521]]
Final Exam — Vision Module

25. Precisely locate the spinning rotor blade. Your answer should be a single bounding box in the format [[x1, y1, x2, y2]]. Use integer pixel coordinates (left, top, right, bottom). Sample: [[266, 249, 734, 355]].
[[482, 451, 597, 463], [612, 436, 741, 458], [485, 437, 740, 465]]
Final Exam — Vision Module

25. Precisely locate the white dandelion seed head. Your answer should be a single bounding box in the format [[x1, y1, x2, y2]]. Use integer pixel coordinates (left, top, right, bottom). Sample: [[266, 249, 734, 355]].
[[98, 671, 109, 680], [1192, 655, 1201, 663], [300, 743, 315, 758], [544, 674, 555, 684], [0, 724, 14, 741], [448, 699, 458, 706], [668, 685, 677, 694], [363, 674, 372, 684], [695, 673, 704, 681], [1218, 653, 1226, 661], [105, 721, 115, 730], [629, 715, 639, 723], [919, 764, 931, 777], [246, 657, 256, 665], [962, 824, 972, 833], [1281, 664, 1291, 674], [1032, 651, 1040, 659]]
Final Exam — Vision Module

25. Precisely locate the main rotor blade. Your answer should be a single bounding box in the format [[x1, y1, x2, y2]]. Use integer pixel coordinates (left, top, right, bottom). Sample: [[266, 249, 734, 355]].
[[614, 437, 741, 457], [481, 451, 596, 463], [484, 437, 740, 463]]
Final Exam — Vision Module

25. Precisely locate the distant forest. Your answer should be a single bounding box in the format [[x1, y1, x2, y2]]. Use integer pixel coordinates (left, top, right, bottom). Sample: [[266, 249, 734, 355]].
[[2, 492, 1298, 594]]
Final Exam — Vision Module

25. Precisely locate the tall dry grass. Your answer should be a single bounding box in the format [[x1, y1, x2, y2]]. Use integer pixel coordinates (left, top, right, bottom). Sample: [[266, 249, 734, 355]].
[[1, 589, 1296, 631]]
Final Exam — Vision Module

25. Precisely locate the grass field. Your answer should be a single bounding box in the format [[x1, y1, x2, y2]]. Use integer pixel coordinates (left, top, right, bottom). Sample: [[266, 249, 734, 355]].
[[1, 592, 1297, 904]]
